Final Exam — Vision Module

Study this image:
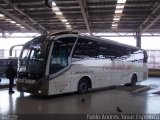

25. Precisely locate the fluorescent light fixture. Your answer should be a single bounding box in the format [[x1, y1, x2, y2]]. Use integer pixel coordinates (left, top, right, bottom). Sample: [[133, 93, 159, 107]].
[[61, 19, 67, 22], [20, 26, 25, 29], [113, 18, 120, 21], [66, 27, 72, 30], [52, 1, 56, 6], [51, 1, 72, 29], [112, 24, 118, 27], [5, 19, 11, 21], [115, 10, 123, 13], [0, 14, 4, 17], [58, 15, 65, 19], [117, 0, 126, 3], [66, 25, 71, 28], [16, 24, 21, 26], [65, 22, 69, 25], [10, 21, 15, 23], [52, 7, 59, 11], [112, 0, 126, 28], [55, 11, 63, 15], [116, 5, 124, 9]]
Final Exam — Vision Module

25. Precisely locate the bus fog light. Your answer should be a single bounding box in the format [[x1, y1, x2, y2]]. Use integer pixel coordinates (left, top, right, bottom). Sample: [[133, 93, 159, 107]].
[[38, 90, 42, 94]]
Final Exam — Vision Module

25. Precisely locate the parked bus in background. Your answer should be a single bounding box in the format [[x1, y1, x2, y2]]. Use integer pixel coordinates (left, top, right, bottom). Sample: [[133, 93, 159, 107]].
[[11, 31, 148, 96], [146, 50, 160, 76], [0, 58, 18, 77]]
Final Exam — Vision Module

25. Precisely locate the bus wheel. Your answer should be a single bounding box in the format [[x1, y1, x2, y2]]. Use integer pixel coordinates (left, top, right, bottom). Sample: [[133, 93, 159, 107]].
[[78, 79, 89, 94], [131, 74, 137, 86]]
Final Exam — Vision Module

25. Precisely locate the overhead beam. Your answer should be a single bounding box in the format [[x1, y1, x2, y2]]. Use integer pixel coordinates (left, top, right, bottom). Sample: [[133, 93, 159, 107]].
[[137, 2, 160, 34], [136, 31, 141, 48], [2, 34, 160, 38], [0, 6, 38, 32], [2, 0, 47, 33], [78, 0, 92, 35]]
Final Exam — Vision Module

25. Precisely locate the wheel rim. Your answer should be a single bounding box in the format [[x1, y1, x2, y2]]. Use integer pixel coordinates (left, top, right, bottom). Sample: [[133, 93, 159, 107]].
[[79, 82, 87, 93], [132, 75, 137, 85]]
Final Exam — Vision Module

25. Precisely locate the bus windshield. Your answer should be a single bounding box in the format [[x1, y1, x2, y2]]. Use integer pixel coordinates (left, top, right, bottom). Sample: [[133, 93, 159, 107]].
[[18, 36, 49, 79]]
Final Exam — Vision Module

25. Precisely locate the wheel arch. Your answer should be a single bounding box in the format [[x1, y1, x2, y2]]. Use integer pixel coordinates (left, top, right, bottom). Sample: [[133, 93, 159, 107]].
[[132, 73, 138, 82], [131, 73, 138, 86], [77, 76, 92, 90]]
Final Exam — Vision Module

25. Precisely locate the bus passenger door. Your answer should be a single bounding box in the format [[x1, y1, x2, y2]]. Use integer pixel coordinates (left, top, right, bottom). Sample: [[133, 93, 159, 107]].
[[49, 46, 71, 94], [48, 37, 76, 95]]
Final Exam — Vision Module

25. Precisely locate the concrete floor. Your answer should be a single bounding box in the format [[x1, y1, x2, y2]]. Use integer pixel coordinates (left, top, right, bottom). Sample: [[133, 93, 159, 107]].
[[0, 77, 160, 116]]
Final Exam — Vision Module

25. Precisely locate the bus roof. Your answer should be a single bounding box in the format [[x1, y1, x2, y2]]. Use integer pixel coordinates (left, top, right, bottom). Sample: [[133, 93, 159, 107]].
[[26, 31, 144, 51], [49, 31, 143, 51], [79, 34, 142, 50]]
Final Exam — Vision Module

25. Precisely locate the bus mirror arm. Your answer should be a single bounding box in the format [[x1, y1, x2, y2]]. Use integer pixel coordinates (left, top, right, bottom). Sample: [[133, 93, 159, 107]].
[[9, 44, 24, 57]]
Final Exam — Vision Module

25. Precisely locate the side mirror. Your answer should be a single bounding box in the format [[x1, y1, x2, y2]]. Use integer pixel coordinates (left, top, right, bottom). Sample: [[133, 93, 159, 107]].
[[9, 44, 24, 57]]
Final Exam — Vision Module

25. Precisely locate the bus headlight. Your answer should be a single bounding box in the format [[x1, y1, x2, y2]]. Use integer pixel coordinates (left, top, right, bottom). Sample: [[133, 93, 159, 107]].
[[38, 90, 42, 94]]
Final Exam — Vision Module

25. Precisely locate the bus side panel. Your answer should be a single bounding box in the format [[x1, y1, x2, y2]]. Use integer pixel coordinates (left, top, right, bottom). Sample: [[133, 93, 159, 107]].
[[69, 64, 96, 92], [112, 61, 147, 85], [111, 61, 123, 85], [108, 62, 132, 86], [48, 72, 71, 95], [120, 62, 132, 84], [143, 63, 148, 80], [70, 59, 112, 91], [132, 62, 146, 82], [95, 60, 112, 88]]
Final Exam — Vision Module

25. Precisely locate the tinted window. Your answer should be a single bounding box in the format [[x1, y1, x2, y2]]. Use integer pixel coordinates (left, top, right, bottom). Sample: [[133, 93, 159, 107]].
[[72, 38, 98, 61], [72, 38, 144, 63], [97, 42, 116, 59], [124, 50, 144, 62], [98, 41, 144, 62]]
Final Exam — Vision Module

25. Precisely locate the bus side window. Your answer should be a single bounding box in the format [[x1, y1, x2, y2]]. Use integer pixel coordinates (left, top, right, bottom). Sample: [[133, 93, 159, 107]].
[[72, 38, 98, 61], [97, 42, 117, 60]]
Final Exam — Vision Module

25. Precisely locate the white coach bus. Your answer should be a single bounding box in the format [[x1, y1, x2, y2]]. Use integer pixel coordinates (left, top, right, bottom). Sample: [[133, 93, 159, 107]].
[[15, 32, 148, 96]]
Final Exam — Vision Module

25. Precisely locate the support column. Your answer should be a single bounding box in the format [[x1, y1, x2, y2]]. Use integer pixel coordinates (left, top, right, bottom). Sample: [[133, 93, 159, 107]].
[[136, 32, 141, 48]]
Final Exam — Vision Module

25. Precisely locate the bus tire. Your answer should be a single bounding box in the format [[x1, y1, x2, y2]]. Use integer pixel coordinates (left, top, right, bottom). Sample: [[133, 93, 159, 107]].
[[131, 74, 137, 86], [78, 78, 89, 94]]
